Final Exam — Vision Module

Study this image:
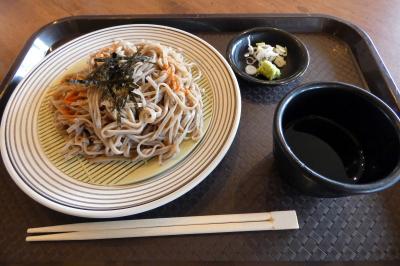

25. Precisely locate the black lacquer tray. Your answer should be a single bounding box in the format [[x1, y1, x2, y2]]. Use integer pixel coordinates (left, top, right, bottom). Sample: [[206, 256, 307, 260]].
[[0, 14, 399, 264]]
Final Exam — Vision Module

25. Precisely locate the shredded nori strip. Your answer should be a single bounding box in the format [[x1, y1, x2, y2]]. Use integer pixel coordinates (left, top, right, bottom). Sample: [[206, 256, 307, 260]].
[[69, 52, 151, 124]]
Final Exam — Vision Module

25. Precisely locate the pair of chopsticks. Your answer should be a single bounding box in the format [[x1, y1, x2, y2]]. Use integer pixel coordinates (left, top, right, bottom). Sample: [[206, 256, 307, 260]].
[[26, 210, 299, 242]]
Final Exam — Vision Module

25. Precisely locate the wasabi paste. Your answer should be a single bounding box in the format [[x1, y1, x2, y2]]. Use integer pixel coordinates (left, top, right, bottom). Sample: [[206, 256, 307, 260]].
[[257, 60, 281, 80]]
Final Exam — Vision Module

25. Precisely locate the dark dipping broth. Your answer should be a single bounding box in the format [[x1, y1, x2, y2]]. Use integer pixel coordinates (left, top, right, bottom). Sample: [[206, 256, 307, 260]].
[[285, 116, 365, 183], [281, 88, 400, 185]]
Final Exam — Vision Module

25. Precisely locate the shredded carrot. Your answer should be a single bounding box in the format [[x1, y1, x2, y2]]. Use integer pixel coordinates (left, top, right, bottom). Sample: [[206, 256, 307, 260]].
[[171, 75, 177, 91], [64, 90, 87, 104], [163, 64, 182, 92], [57, 107, 76, 122], [64, 91, 79, 104]]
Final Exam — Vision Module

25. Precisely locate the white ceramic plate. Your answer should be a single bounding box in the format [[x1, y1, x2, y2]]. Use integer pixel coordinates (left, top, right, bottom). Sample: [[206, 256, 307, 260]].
[[0, 24, 241, 218]]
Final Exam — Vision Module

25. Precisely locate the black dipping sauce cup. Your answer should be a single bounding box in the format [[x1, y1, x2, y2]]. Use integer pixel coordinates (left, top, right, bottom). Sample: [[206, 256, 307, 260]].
[[273, 82, 400, 197]]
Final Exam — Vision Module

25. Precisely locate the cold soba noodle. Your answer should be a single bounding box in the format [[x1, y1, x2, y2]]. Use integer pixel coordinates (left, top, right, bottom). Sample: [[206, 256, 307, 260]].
[[50, 40, 204, 163]]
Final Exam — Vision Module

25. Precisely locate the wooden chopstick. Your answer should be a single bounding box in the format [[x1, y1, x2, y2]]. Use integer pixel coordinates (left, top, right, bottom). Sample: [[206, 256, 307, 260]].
[[26, 210, 298, 242], [28, 212, 276, 233]]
